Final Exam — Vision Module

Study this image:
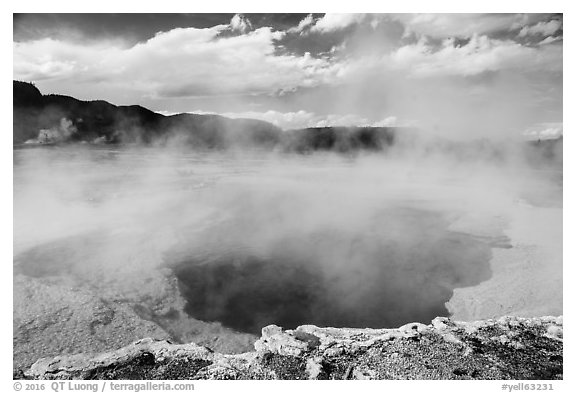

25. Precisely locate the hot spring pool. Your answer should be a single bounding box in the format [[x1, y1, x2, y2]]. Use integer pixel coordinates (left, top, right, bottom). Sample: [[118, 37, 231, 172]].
[[13, 146, 561, 369]]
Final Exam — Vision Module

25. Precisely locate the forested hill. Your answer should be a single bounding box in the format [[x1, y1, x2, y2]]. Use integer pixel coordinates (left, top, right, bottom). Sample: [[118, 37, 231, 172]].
[[13, 81, 403, 152]]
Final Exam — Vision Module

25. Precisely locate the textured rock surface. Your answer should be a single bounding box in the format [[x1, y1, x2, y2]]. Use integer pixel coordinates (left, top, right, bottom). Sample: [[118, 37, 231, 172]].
[[12, 229, 258, 371], [21, 315, 562, 380]]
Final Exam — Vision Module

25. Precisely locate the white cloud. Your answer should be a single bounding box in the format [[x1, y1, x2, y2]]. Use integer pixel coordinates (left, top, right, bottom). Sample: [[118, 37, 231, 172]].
[[288, 14, 315, 34], [14, 14, 562, 100], [389, 35, 561, 77], [523, 122, 563, 140], [518, 20, 562, 37], [14, 17, 339, 98], [156, 109, 400, 130], [187, 110, 399, 130], [222, 110, 316, 129], [13, 38, 120, 81], [538, 36, 562, 46], [311, 114, 398, 128], [230, 14, 253, 34], [393, 13, 549, 39], [304, 13, 555, 39], [311, 13, 368, 33], [327, 32, 561, 82]]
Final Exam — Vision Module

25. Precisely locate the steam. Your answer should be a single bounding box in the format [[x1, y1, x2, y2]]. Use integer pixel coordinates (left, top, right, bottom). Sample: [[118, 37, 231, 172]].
[[13, 142, 562, 332], [25, 117, 77, 144]]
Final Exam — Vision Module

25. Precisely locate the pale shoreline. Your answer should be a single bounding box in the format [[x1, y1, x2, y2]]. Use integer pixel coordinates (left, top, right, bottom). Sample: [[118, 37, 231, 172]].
[[447, 202, 562, 321]]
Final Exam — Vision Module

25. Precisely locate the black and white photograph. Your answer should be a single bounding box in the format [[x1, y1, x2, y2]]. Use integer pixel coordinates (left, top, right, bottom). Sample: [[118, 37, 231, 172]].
[[9, 4, 566, 385]]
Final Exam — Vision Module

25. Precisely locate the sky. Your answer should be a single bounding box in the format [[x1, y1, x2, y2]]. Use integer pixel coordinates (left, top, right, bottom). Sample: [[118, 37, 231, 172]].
[[13, 13, 563, 139]]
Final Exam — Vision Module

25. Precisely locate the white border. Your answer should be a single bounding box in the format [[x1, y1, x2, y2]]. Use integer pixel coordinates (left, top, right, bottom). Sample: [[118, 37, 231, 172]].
[[3, 2, 572, 391]]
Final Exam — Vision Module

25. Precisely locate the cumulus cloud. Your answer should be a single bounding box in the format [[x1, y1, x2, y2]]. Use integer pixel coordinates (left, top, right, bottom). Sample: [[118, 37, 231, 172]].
[[156, 109, 399, 130], [230, 14, 253, 34], [218, 111, 400, 130], [538, 36, 562, 46], [523, 123, 563, 140], [310, 13, 368, 33], [310, 113, 398, 128], [14, 14, 562, 96], [326, 32, 561, 83], [518, 20, 562, 37], [222, 110, 317, 129], [288, 14, 315, 34], [306, 13, 556, 39], [13, 38, 119, 81], [13, 16, 339, 98], [393, 13, 550, 39], [389, 35, 561, 77]]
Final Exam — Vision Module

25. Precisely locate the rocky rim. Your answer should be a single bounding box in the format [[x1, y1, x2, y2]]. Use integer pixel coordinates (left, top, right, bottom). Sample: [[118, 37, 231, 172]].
[[19, 315, 562, 380]]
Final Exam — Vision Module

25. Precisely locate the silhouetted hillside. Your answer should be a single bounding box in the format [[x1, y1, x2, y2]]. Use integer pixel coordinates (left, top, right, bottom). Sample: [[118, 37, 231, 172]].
[[13, 81, 43, 107], [13, 81, 410, 151], [13, 81, 415, 152], [281, 126, 398, 153], [525, 136, 563, 168], [13, 81, 562, 164], [13, 81, 282, 147]]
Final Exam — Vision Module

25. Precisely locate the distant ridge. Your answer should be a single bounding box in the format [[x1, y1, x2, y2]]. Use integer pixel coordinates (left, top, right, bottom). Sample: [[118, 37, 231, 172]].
[[12, 81, 562, 167], [13, 81, 404, 152], [13, 81, 283, 148]]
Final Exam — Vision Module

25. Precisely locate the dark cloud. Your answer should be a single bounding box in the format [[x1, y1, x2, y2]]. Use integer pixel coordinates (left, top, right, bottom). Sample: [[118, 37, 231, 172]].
[[13, 13, 318, 45], [244, 13, 318, 31]]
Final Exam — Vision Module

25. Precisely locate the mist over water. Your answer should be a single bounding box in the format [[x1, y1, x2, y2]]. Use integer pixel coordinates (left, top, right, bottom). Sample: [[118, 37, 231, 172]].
[[167, 207, 493, 334], [13, 144, 562, 338]]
